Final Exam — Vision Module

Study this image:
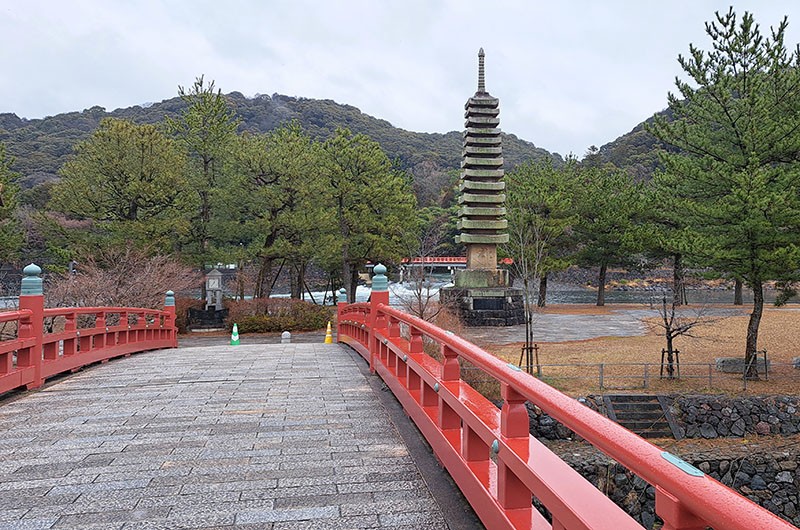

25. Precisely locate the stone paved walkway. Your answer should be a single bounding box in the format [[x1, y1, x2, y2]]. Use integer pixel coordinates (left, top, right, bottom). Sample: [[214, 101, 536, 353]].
[[0, 343, 451, 529]]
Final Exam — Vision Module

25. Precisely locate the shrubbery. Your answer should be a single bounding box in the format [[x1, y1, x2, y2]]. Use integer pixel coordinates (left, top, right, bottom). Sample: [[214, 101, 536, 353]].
[[226, 298, 333, 333]]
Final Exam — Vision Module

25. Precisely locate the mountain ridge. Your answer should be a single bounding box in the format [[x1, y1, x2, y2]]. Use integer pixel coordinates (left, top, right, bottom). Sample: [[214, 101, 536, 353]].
[[0, 91, 563, 201]]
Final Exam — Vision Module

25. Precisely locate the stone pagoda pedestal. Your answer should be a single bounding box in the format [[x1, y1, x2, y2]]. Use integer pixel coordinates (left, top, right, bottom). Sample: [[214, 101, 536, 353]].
[[440, 270, 524, 326]]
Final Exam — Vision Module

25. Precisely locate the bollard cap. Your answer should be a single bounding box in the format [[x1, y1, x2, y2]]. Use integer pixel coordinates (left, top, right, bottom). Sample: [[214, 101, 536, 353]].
[[21, 263, 43, 296], [164, 290, 175, 307], [372, 263, 388, 292]]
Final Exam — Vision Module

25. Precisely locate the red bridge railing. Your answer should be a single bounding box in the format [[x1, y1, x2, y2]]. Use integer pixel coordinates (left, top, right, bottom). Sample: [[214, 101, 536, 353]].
[[337, 264, 796, 530], [0, 264, 177, 396]]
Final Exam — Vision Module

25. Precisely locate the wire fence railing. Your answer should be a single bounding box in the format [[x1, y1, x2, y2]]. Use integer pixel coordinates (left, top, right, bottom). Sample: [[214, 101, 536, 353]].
[[460, 360, 800, 395]]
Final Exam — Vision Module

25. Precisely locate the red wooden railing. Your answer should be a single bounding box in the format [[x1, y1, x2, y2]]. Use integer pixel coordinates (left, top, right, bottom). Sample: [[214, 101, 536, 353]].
[[337, 269, 796, 530], [0, 264, 177, 396]]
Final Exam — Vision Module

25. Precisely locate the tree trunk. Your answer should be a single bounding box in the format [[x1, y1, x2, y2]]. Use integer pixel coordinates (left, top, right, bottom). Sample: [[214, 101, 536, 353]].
[[343, 261, 353, 304], [254, 256, 272, 299], [665, 333, 675, 379], [537, 273, 548, 308], [349, 267, 360, 304], [673, 253, 687, 306], [734, 278, 743, 305], [744, 280, 763, 380], [597, 262, 607, 307], [290, 264, 302, 299]]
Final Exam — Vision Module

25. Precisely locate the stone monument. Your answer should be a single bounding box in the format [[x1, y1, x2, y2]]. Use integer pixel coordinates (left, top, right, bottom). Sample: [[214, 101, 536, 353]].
[[440, 48, 525, 326]]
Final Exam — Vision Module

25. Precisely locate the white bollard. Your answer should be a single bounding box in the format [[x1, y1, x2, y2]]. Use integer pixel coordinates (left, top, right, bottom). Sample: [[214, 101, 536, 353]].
[[281, 331, 291, 344]]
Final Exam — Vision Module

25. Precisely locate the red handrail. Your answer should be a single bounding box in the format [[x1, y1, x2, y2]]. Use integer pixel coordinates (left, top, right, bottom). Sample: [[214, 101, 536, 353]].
[[0, 297, 177, 396], [337, 293, 797, 530]]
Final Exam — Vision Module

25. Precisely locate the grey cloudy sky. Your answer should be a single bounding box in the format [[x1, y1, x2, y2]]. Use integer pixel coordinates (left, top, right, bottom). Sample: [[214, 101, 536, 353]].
[[1, 1, 799, 156]]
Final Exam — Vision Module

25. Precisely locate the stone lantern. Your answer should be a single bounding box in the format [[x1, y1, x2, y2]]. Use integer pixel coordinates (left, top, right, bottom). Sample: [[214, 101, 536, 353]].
[[205, 269, 223, 311]]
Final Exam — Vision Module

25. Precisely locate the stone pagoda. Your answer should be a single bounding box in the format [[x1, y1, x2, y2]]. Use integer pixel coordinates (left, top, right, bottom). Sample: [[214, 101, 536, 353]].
[[440, 48, 524, 326]]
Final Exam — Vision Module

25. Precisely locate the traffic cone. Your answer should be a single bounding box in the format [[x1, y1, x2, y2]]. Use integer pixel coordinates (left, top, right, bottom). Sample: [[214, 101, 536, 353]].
[[230, 323, 240, 345], [324, 321, 333, 344]]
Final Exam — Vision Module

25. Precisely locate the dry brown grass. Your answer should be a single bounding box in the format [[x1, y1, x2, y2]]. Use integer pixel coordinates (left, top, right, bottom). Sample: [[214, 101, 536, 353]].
[[488, 305, 800, 396]]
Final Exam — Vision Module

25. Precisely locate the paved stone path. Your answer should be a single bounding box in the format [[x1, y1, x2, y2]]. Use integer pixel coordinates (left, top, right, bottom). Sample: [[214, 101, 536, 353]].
[[0, 343, 453, 529]]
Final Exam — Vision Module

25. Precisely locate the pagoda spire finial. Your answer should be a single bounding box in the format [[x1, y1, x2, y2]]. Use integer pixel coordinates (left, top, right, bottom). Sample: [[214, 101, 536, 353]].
[[478, 48, 485, 93]]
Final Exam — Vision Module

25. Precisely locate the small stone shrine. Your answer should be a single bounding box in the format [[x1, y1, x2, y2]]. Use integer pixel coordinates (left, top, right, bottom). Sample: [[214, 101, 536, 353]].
[[440, 48, 525, 326]]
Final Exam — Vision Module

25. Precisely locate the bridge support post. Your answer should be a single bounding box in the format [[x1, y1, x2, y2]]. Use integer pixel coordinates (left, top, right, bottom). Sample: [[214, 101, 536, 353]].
[[18, 264, 44, 389], [369, 265, 389, 374]]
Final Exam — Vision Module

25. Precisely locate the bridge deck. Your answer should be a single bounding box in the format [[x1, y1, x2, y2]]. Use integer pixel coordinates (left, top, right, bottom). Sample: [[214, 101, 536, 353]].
[[0, 342, 455, 529]]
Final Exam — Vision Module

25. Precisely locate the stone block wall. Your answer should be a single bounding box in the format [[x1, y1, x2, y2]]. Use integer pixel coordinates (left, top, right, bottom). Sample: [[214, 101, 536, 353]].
[[556, 446, 800, 528], [671, 395, 800, 438]]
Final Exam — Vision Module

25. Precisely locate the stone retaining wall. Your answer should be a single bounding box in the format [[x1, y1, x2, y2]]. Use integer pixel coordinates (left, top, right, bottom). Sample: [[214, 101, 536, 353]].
[[521, 394, 800, 527], [671, 395, 800, 438], [555, 444, 800, 528], [524, 394, 800, 440]]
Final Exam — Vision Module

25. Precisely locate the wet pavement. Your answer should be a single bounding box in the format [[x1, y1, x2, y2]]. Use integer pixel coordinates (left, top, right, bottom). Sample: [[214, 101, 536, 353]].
[[460, 306, 749, 345]]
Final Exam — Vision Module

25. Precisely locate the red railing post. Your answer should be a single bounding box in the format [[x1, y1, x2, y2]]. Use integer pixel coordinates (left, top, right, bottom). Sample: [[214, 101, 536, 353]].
[[164, 290, 178, 348], [17, 264, 44, 389], [369, 264, 390, 374], [95, 311, 107, 350], [498, 383, 533, 511], [656, 487, 707, 530], [438, 344, 461, 431]]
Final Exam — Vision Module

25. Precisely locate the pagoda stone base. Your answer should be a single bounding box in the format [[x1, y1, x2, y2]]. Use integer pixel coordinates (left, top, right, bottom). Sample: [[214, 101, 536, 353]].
[[440, 286, 524, 326], [441, 267, 524, 326]]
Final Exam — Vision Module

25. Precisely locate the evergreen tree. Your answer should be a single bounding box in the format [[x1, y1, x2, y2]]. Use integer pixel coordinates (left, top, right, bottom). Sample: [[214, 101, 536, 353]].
[[50, 118, 192, 253], [166, 76, 240, 264], [321, 128, 418, 302], [226, 122, 327, 298], [648, 9, 800, 376], [573, 167, 645, 306], [505, 158, 579, 306]]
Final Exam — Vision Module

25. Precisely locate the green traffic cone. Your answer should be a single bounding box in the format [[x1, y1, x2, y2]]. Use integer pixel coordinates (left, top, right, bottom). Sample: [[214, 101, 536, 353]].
[[230, 323, 240, 345]]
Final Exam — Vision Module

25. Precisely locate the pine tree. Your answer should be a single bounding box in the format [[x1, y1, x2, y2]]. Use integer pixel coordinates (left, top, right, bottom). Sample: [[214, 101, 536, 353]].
[[166, 76, 240, 264], [648, 9, 800, 377]]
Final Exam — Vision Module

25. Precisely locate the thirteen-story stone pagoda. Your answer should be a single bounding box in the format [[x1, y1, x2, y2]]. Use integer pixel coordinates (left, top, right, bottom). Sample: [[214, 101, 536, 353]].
[[440, 49, 524, 326]]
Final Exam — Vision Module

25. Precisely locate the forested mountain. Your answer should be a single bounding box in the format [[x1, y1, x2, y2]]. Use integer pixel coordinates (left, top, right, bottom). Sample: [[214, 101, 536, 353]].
[[0, 92, 561, 200], [589, 110, 674, 180]]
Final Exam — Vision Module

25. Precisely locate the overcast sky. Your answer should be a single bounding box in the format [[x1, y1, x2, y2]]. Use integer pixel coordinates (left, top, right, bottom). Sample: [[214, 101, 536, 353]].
[[2, 1, 799, 157]]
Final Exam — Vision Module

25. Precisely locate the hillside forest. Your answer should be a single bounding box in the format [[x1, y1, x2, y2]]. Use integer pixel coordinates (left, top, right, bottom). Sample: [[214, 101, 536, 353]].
[[1, 9, 799, 369]]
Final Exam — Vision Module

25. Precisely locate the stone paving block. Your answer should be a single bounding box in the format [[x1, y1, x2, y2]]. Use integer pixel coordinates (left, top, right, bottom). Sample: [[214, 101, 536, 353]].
[[1, 518, 61, 530], [135, 490, 240, 509], [52, 506, 170, 527], [273, 491, 373, 510], [273, 514, 380, 529], [236, 505, 339, 524], [378, 510, 449, 528]]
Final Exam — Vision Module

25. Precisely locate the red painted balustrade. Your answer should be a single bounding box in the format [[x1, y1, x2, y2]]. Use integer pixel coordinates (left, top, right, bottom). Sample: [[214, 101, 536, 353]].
[[0, 266, 177, 396], [337, 286, 796, 530]]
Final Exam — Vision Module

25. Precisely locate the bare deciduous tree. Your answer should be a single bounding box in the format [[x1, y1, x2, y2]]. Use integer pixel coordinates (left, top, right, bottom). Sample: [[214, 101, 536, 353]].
[[46, 249, 202, 309]]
